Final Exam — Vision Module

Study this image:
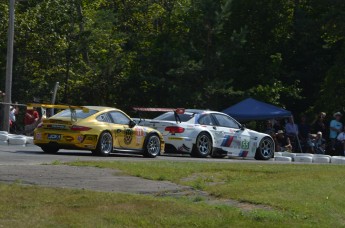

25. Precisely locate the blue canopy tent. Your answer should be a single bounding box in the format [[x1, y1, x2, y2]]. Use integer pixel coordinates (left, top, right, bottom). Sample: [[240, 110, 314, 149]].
[[222, 98, 302, 152], [222, 98, 292, 121]]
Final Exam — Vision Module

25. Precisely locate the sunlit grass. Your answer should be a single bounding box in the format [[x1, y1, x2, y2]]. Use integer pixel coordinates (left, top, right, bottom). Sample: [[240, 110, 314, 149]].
[[68, 160, 345, 227], [0, 184, 293, 227]]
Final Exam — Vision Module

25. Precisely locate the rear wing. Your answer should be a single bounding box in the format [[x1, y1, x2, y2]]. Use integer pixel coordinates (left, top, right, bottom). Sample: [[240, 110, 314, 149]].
[[27, 103, 89, 123], [133, 107, 185, 123]]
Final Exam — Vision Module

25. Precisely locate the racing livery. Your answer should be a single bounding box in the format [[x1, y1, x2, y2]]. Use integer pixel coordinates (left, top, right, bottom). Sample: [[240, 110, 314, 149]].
[[134, 109, 274, 160], [33, 104, 164, 157]]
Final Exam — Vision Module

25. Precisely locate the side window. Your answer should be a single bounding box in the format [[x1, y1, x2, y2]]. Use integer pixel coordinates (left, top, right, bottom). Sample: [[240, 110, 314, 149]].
[[109, 111, 131, 125], [96, 113, 111, 123], [198, 114, 215, 126], [213, 114, 239, 129]]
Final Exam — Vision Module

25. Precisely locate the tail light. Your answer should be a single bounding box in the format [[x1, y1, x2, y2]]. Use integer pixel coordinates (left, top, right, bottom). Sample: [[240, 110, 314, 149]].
[[71, 125, 91, 131], [165, 126, 185, 134]]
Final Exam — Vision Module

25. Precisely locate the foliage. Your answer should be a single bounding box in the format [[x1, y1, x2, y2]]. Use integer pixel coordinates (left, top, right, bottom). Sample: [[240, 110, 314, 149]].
[[0, 0, 344, 116]]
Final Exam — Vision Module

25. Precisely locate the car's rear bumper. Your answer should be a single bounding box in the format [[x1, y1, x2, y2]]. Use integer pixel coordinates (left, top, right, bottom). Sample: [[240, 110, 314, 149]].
[[33, 129, 98, 150]]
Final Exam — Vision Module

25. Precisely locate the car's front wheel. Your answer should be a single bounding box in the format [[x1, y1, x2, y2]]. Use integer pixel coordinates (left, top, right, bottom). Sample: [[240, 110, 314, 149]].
[[143, 134, 161, 158], [191, 132, 212, 158], [255, 137, 274, 160], [95, 131, 113, 156]]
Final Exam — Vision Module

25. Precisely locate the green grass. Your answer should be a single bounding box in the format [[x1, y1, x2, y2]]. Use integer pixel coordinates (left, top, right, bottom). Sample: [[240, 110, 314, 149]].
[[67, 161, 345, 227], [0, 183, 292, 227]]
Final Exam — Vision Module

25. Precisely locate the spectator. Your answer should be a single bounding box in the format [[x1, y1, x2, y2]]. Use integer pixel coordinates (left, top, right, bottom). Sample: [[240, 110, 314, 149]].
[[312, 112, 327, 136], [264, 120, 275, 136], [9, 104, 18, 126], [329, 112, 343, 151], [298, 115, 311, 152], [285, 117, 299, 151], [309, 132, 326, 154], [276, 130, 292, 152], [337, 126, 345, 156], [24, 107, 40, 136]]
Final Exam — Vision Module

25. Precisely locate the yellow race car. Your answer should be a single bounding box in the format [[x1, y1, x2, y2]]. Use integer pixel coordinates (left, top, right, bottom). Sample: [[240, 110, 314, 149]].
[[32, 104, 164, 157]]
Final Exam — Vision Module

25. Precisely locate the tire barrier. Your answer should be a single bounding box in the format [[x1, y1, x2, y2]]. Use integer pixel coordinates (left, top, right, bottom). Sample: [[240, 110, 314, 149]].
[[331, 156, 345, 164], [281, 152, 296, 160], [26, 136, 34, 144], [0, 133, 8, 141], [295, 153, 314, 157], [8, 135, 27, 145], [312, 156, 330, 163], [274, 152, 282, 157], [0, 141, 8, 146], [294, 156, 313, 163], [274, 156, 292, 162]]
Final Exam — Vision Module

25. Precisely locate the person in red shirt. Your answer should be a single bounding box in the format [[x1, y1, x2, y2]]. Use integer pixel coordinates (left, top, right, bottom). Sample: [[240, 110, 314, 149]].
[[24, 107, 40, 135]]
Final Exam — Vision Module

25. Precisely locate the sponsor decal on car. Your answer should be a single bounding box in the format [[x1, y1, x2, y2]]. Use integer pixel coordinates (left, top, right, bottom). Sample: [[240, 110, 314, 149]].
[[221, 135, 234, 147], [124, 129, 133, 145], [35, 133, 42, 140], [168, 137, 183, 140], [47, 134, 61, 140], [239, 150, 249, 157]]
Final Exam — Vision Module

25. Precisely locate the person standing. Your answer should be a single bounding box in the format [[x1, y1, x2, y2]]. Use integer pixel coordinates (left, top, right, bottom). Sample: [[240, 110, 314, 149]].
[[24, 107, 40, 135], [330, 112, 343, 151], [312, 112, 327, 137], [337, 126, 345, 156]]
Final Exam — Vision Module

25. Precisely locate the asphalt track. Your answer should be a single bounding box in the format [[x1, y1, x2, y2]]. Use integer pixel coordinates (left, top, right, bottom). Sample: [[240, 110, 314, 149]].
[[0, 144, 278, 194]]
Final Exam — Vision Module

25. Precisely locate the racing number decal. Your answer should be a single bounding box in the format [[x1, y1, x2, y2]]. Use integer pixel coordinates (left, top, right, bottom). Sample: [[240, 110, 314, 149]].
[[241, 139, 249, 149], [124, 129, 133, 145]]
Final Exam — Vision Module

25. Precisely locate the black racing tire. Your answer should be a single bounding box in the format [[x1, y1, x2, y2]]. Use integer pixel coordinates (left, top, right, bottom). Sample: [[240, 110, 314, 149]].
[[41, 145, 59, 154], [143, 134, 161, 158], [255, 137, 275, 160], [95, 131, 113, 156], [191, 132, 212, 158], [210, 152, 226, 158]]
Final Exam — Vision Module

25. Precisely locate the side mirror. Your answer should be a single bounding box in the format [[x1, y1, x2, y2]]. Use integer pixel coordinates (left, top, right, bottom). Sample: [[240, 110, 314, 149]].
[[240, 124, 245, 130], [129, 120, 136, 128]]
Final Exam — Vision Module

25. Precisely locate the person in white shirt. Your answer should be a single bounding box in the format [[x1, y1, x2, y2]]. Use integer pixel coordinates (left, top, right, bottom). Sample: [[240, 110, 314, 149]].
[[337, 126, 345, 156]]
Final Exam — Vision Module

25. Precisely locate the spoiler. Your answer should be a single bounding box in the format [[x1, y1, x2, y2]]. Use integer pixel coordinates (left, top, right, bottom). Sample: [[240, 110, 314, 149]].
[[133, 107, 185, 114], [27, 103, 89, 112], [27, 103, 89, 123], [133, 107, 185, 123]]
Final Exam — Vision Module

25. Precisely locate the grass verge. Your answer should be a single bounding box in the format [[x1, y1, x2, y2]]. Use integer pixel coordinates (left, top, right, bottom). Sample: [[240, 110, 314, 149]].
[[0, 183, 289, 227], [67, 160, 345, 227]]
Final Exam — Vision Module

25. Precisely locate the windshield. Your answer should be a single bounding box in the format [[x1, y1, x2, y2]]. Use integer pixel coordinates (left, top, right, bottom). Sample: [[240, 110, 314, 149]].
[[54, 109, 98, 119], [154, 112, 194, 122]]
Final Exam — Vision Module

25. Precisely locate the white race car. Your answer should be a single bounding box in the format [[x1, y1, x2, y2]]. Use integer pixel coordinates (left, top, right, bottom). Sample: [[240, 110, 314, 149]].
[[134, 108, 275, 160]]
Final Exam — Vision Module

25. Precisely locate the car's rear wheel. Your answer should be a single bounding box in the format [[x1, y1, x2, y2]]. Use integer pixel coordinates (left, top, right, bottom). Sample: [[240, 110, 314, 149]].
[[143, 134, 161, 158], [192, 132, 212, 158], [41, 145, 59, 154], [255, 137, 274, 160], [95, 131, 113, 156]]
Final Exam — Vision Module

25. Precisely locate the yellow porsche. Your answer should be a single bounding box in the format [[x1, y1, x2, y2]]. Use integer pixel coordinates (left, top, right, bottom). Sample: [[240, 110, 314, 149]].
[[32, 104, 164, 157]]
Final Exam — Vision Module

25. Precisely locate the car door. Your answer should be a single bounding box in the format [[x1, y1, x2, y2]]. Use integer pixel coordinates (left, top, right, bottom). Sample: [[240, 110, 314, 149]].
[[197, 113, 219, 139], [212, 113, 251, 157], [108, 111, 145, 150], [108, 111, 135, 149]]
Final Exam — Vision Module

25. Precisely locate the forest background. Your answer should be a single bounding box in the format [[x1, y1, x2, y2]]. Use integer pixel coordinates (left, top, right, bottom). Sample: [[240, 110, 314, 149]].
[[0, 0, 344, 120]]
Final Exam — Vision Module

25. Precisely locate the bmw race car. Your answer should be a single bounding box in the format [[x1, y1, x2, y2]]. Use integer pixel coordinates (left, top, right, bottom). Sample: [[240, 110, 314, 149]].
[[32, 104, 164, 157], [134, 108, 274, 160]]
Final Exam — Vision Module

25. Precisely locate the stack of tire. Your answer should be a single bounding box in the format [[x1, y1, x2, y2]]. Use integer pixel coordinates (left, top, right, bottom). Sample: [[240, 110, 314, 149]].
[[274, 152, 345, 164], [0, 131, 33, 147]]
